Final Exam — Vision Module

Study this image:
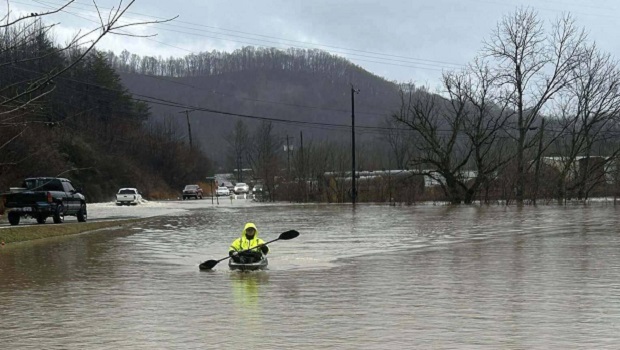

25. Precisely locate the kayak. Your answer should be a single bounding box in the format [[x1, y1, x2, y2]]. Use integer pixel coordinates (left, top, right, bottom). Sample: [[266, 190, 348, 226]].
[[228, 256, 268, 271]]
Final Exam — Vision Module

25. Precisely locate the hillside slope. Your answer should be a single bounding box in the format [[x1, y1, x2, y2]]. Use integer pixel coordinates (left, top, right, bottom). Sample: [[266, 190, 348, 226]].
[[115, 49, 404, 166]]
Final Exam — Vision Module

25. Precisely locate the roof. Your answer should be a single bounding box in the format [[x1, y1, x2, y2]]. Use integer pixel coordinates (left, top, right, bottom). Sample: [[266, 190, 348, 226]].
[[25, 177, 71, 182]]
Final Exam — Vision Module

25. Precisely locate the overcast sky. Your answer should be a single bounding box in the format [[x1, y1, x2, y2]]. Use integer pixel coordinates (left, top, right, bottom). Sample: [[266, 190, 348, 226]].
[[8, 0, 620, 87]]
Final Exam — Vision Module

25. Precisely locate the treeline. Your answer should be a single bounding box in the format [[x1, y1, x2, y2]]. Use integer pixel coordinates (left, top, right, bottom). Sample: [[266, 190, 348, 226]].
[[107, 46, 375, 81], [389, 9, 620, 205], [0, 18, 211, 203]]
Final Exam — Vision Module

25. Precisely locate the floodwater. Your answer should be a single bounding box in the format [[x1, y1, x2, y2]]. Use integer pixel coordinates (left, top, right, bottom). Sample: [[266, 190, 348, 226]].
[[2, 203, 620, 349]]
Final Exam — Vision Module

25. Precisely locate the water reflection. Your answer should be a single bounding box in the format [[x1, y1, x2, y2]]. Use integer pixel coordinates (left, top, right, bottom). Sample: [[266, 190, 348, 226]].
[[230, 272, 269, 322]]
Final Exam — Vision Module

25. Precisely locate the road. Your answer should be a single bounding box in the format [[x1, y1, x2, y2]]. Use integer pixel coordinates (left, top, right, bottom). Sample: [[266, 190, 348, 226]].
[[0, 195, 255, 227]]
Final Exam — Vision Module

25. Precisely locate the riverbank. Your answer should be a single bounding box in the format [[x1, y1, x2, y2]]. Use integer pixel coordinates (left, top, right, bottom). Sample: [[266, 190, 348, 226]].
[[0, 218, 145, 244]]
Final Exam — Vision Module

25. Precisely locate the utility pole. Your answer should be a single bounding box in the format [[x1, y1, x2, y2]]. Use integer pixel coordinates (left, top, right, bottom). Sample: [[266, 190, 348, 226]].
[[300, 131, 305, 202], [237, 154, 243, 182], [351, 85, 360, 204], [286, 134, 291, 179], [178, 109, 194, 149]]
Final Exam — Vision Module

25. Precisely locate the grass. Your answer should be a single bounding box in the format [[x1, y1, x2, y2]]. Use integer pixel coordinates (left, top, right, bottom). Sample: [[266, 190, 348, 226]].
[[0, 218, 145, 244]]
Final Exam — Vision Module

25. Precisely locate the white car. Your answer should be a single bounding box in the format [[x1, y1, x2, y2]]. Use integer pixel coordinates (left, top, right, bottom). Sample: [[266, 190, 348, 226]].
[[216, 186, 230, 196], [233, 182, 250, 194], [116, 188, 142, 205]]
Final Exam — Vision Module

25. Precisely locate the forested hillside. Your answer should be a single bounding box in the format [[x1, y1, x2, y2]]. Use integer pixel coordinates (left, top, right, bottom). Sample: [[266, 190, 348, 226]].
[[105, 47, 403, 167]]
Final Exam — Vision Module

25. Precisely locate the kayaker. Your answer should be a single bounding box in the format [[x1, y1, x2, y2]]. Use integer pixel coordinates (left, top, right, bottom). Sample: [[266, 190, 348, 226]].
[[229, 223, 269, 263]]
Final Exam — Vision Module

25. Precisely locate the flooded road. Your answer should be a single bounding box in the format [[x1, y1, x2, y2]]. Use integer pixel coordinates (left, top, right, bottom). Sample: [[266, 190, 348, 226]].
[[2, 203, 620, 349]]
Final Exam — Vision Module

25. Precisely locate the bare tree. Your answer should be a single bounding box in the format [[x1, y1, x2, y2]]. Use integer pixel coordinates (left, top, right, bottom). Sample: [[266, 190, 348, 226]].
[[381, 115, 413, 170], [461, 58, 514, 203], [226, 119, 249, 182], [484, 8, 586, 204], [551, 44, 620, 202], [394, 78, 473, 204], [323, 141, 351, 203], [0, 0, 176, 156], [302, 140, 335, 201], [246, 121, 281, 201]]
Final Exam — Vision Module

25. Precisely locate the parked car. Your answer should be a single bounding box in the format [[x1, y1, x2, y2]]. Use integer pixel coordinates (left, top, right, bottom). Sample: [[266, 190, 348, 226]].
[[221, 182, 235, 192], [116, 188, 142, 206], [182, 184, 203, 200], [233, 182, 250, 194], [216, 186, 230, 196], [2, 177, 87, 225]]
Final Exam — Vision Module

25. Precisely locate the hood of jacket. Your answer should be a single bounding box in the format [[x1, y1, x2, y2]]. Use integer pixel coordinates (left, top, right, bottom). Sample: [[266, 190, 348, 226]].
[[242, 222, 259, 239]]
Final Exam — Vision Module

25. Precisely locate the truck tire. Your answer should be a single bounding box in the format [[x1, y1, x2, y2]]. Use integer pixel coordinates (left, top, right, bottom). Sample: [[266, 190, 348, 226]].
[[8, 211, 20, 226], [77, 204, 87, 222], [53, 204, 64, 224], [36, 214, 46, 224]]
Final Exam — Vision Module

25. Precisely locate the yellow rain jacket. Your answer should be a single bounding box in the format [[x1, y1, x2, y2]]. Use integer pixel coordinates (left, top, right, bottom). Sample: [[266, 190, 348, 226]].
[[229, 223, 269, 255]]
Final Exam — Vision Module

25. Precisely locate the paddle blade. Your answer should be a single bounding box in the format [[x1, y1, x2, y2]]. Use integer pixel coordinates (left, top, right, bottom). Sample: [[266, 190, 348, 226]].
[[199, 260, 219, 270], [279, 230, 300, 240]]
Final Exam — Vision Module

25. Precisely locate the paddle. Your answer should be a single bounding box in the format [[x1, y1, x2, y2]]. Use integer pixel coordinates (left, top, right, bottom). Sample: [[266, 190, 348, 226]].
[[199, 229, 300, 270]]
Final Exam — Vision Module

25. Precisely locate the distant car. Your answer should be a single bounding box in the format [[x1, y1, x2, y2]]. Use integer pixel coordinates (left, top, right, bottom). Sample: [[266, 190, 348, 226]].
[[183, 184, 203, 200], [233, 182, 250, 194], [216, 186, 230, 196], [221, 182, 235, 192], [116, 188, 142, 206], [252, 184, 264, 193]]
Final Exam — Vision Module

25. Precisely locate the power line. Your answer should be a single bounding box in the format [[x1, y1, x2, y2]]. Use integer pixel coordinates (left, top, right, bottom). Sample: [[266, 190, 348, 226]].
[[6, 64, 376, 131], [123, 73, 394, 119], [9, 63, 620, 140]]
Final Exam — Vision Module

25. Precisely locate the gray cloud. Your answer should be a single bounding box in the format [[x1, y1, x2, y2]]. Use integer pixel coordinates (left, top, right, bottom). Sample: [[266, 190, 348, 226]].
[[11, 0, 620, 84]]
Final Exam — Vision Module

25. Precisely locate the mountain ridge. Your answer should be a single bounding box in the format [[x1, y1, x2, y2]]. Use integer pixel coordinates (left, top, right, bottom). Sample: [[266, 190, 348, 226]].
[[113, 48, 406, 166]]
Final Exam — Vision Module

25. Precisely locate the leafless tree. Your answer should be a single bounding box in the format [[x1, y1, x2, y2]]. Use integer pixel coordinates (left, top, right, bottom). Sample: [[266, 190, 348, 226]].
[[246, 121, 281, 201], [394, 78, 473, 204], [550, 43, 620, 202], [381, 115, 413, 170], [484, 8, 587, 204], [226, 119, 249, 182], [461, 58, 514, 203], [0, 0, 176, 155]]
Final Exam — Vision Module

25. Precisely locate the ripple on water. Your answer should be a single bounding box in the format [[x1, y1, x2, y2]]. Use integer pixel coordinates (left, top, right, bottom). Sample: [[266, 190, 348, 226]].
[[2, 204, 620, 349]]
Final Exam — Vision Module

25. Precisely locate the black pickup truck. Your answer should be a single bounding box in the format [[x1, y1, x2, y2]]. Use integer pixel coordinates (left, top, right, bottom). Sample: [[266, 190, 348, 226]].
[[3, 177, 87, 225]]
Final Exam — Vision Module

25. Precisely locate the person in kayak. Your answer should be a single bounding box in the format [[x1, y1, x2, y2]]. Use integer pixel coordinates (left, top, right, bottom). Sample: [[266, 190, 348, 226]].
[[229, 223, 269, 263]]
